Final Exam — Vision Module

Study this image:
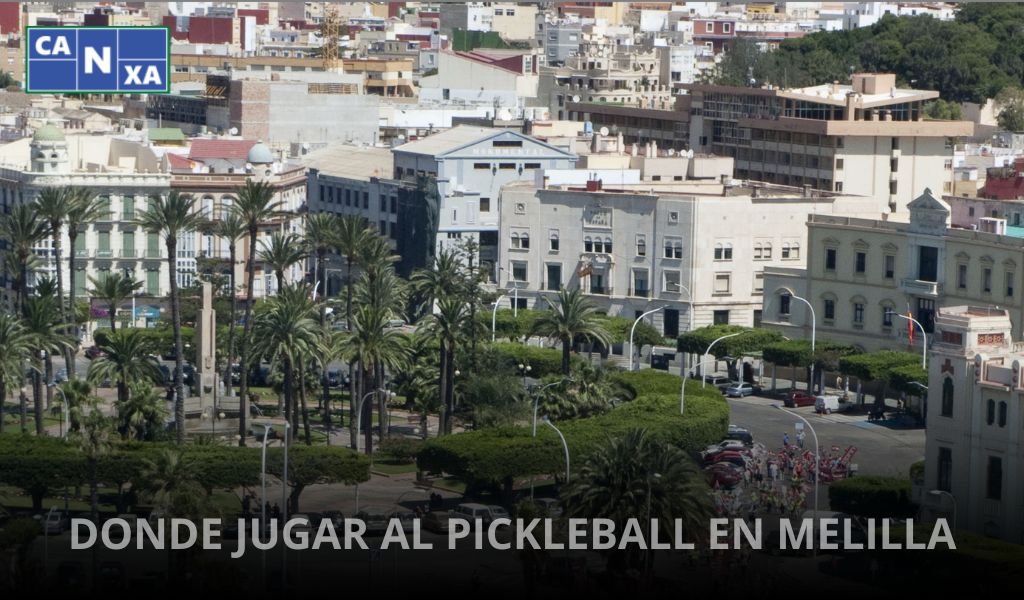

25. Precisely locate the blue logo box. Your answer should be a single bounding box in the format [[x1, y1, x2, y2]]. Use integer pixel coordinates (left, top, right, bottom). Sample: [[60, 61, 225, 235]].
[[26, 26, 170, 94]]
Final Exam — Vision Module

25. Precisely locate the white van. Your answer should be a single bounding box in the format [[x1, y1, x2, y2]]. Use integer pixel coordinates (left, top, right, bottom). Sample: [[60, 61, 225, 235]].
[[815, 395, 851, 414], [450, 503, 493, 524]]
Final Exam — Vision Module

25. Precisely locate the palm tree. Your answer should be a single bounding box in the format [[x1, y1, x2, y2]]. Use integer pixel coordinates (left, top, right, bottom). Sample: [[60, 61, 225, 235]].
[[135, 191, 203, 443], [88, 328, 163, 406], [424, 297, 470, 435], [0, 314, 32, 435], [88, 272, 142, 333], [334, 215, 373, 330], [536, 362, 619, 421], [252, 284, 321, 444], [411, 247, 466, 315], [258, 231, 306, 292], [208, 213, 247, 396], [561, 428, 714, 574], [72, 411, 112, 522], [65, 188, 104, 375], [303, 212, 338, 432], [22, 294, 73, 435], [116, 382, 168, 441], [139, 448, 208, 517], [34, 186, 75, 371], [530, 287, 612, 375], [230, 179, 282, 447], [0, 203, 50, 314], [55, 378, 97, 433]]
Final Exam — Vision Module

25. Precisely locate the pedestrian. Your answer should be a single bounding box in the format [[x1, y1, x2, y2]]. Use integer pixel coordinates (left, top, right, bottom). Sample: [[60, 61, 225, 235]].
[[272, 502, 281, 519], [783, 433, 790, 447], [797, 431, 805, 449], [242, 493, 251, 514]]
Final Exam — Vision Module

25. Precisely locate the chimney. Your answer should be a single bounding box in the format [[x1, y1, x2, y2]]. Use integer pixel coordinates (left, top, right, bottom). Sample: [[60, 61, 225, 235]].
[[803, 184, 812, 198], [591, 131, 601, 153], [586, 179, 603, 192]]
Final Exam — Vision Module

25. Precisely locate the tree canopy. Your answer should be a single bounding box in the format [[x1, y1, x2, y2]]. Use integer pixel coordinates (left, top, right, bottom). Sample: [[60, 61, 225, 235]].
[[677, 325, 782, 358], [762, 339, 862, 370]]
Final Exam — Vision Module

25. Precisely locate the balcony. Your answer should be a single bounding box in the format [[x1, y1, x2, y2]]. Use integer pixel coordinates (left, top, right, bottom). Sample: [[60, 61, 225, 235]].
[[588, 286, 610, 295], [122, 212, 135, 221], [95, 249, 114, 259], [95, 211, 115, 223], [900, 278, 942, 297], [120, 249, 138, 258], [145, 249, 163, 259], [74, 249, 90, 258], [631, 288, 649, 298]]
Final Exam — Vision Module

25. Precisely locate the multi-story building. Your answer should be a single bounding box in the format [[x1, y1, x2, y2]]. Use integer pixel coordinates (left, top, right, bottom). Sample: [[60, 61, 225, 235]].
[[497, 167, 889, 337], [418, 49, 540, 108], [683, 73, 974, 210], [440, 2, 539, 41], [341, 58, 416, 98], [538, 19, 583, 67], [761, 190, 1024, 354], [564, 99, 690, 150], [922, 305, 1023, 543], [392, 126, 578, 277]]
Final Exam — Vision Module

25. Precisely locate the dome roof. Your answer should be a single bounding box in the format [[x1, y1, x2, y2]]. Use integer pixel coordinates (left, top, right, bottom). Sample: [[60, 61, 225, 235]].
[[247, 141, 273, 164], [32, 124, 65, 142]]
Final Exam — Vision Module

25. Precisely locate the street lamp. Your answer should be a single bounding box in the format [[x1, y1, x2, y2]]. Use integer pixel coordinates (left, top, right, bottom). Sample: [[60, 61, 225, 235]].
[[259, 424, 273, 530], [890, 311, 927, 368], [629, 306, 666, 371], [356, 388, 393, 454], [773, 404, 820, 555], [929, 489, 957, 531], [517, 363, 532, 387], [47, 382, 69, 438], [645, 473, 662, 582], [282, 421, 290, 522], [491, 294, 509, 342], [531, 378, 573, 437], [787, 294, 817, 392], [700, 331, 746, 388], [542, 416, 570, 483], [667, 283, 693, 416]]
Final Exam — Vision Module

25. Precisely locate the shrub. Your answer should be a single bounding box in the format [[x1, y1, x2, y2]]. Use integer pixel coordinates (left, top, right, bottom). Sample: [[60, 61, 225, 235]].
[[828, 476, 916, 518], [379, 437, 425, 463], [610, 370, 685, 398], [490, 342, 579, 377]]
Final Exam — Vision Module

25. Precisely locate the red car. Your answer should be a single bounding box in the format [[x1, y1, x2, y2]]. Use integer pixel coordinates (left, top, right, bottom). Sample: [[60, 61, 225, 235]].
[[705, 463, 742, 489], [84, 346, 106, 360], [785, 390, 816, 408]]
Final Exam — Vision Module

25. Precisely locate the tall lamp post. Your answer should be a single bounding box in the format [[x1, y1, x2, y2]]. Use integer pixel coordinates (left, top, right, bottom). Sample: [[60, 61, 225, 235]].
[[48, 382, 69, 438], [491, 294, 509, 342], [700, 331, 745, 388], [669, 283, 693, 415], [787, 294, 817, 393], [629, 306, 666, 371], [645, 473, 662, 583], [891, 311, 927, 368], [929, 489, 957, 531], [774, 404, 820, 555], [530, 378, 573, 499], [542, 416, 570, 483], [259, 424, 273, 530], [355, 388, 393, 455]]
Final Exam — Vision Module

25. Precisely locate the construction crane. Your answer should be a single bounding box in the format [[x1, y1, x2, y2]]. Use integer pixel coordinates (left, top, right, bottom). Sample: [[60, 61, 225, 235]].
[[320, 4, 340, 71]]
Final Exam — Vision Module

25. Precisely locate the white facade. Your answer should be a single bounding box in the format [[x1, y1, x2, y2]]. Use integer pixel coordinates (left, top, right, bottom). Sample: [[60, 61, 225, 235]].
[[922, 306, 1024, 543]]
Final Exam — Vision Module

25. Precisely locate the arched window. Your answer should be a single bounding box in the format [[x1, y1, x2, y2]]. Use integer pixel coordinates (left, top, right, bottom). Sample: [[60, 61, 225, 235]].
[[763, 242, 772, 259], [604, 237, 612, 254], [511, 232, 521, 249], [584, 236, 593, 253], [754, 242, 763, 260], [941, 378, 954, 417], [998, 401, 1007, 427], [520, 232, 530, 249], [987, 398, 995, 425]]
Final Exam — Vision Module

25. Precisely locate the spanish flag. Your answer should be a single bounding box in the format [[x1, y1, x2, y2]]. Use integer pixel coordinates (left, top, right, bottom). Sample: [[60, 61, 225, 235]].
[[907, 308, 914, 344]]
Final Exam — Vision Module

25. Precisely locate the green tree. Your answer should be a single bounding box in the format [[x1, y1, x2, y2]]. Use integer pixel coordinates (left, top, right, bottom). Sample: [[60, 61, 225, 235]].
[[136, 191, 203, 444], [23, 294, 74, 435], [88, 272, 143, 332], [303, 212, 339, 433], [33, 186, 76, 372], [0, 204, 50, 314], [536, 362, 622, 421], [995, 86, 1024, 132], [72, 410, 113, 521], [561, 428, 713, 574], [424, 297, 470, 435], [56, 378, 98, 433], [230, 179, 283, 447], [139, 448, 210, 518], [266, 445, 370, 513], [88, 324, 164, 407], [206, 213, 247, 396], [530, 288, 612, 375], [116, 382, 168, 441], [0, 314, 32, 435], [64, 188, 104, 374], [678, 325, 782, 381], [924, 99, 963, 120], [258, 231, 306, 292]]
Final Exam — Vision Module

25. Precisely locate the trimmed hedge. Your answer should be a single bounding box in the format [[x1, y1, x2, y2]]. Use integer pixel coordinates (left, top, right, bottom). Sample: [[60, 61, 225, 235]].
[[611, 370, 685, 398], [490, 342, 581, 377], [828, 476, 916, 518], [94, 326, 195, 356], [417, 373, 728, 490]]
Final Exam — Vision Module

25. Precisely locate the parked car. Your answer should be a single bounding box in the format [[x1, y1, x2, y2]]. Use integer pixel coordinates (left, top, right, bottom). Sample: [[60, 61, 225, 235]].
[[705, 462, 742, 489], [785, 390, 817, 408], [53, 369, 68, 384], [724, 425, 754, 446], [725, 383, 755, 397], [249, 427, 279, 442], [704, 440, 748, 455], [486, 505, 510, 522], [423, 510, 451, 533], [388, 510, 418, 533], [450, 502, 494, 524], [356, 510, 389, 536], [533, 498, 562, 518], [386, 319, 407, 329], [84, 346, 105, 360], [815, 395, 853, 414], [41, 510, 70, 534]]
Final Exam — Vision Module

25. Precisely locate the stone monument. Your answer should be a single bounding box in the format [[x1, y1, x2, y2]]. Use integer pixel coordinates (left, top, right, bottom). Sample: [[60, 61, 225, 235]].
[[195, 282, 217, 404]]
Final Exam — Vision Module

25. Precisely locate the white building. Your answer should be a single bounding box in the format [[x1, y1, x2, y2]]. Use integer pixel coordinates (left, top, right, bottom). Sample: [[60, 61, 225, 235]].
[[922, 305, 1023, 543]]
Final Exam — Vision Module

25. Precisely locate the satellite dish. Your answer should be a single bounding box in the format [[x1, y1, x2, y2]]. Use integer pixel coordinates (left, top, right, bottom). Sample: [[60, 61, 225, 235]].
[[668, 149, 675, 156], [229, 127, 238, 136], [599, 126, 609, 136], [572, 95, 581, 103]]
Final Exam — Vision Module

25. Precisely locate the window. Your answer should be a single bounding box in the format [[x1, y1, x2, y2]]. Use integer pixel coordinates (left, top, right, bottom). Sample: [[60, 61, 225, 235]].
[[632, 270, 649, 297], [983, 268, 992, 293], [957, 264, 968, 289], [855, 251, 866, 274], [664, 237, 682, 259], [754, 272, 764, 292], [511, 261, 528, 282], [510, 232, 529, 249], [549, 231, 559, 251], [706, 22, 714, 33], [521, 233, 530, 249], [889, 180, 898, 195], [722, 22, 731, 33], [835, 158, 844, 170], [883, 307, 894, 328], [1007, 272, 1015, 297], [146, 269, 159, 296], [998, 401, 1007, 427], [603, 238, 612, 254], [779, 294, 791, 316], [546, 264, 561, 291], [492, 140, 523, 148], [714, 243, 732, 260], [754, 243, 763, 260], [853, 302, 864, 325], [524, 163, 541, 170], [987, 398, 995, 425], [636, 235, 646, 256], [941, 378, 953, 417], [937, 447, 952, 492], [969, 207, 975, 217], [713, 310, 729, 325], [345, 189, 351, 206], [379, 220, 388, 235], [713, 273, 730, 294], [584, 237, 593, 253], [474, 162, 490, 170], [391, 197, 397, 214], [823, 298, 835, 321], [825, 248, 837, 271], [762, 242, 771, 260], [664, 270, 682, 293], [380, 195, 387, 211], [884, 255, 895, 279], [918, 246, 938, 282], [498, 163, 516, 170], [986, 456, 1002, 500], [363, 193, 369, 209]]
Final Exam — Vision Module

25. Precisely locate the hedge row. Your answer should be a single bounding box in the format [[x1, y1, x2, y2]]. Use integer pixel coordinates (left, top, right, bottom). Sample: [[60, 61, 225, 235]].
[[93, 326, 196, 355], [490, 342, 581, 377], [827, 476, 916, 518], [417, 373, 728, 489], [610, 370, 685, 398]]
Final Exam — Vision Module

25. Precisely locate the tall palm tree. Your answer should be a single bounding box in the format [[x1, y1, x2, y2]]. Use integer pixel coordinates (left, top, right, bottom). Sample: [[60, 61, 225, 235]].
[[208, 213, 247, 396], [139, 448, 208, 518], [55, 378, 97, 434], [303, 212, 338, 432], [0, 203, 50, 314], [424, 297, 470, 435], [530, 287, 612, 375], [116, 382, 167, 441], [136, 191, 203, 444], [258, 231, 306, 292], [252, 284, 321, 445], [336, 304, 408, 452], [22, 294, 73, 435], [73, 411, 112, 522], [0, 314, 32, 435], [34, 186, 75, 371], [64, 188, 103, 375], [88, 328, 163, 406], [334, 215, 373, 330], [88, 272, 142, 332], [230, 179, 282, 447], [411, 246, 465, 315], [561, 428, 714, 574]]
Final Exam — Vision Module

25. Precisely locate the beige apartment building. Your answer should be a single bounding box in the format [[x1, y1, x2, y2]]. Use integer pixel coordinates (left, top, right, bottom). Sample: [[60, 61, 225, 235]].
[[762, 190, 1024, 353]]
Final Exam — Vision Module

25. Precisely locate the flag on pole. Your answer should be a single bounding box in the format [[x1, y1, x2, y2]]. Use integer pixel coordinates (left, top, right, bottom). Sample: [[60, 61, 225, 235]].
[[907, 305, 914, 345]]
